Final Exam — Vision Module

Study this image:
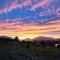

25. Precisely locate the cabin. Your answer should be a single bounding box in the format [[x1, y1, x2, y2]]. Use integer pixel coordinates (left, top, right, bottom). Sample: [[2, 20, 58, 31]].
[[55, 44, 60, 48]]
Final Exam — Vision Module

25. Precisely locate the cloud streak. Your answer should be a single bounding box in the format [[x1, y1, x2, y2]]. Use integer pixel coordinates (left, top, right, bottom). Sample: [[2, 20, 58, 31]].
[[0, 19, 60, 39], [31, 0, 50, 11], [0, 0, 32, 14]]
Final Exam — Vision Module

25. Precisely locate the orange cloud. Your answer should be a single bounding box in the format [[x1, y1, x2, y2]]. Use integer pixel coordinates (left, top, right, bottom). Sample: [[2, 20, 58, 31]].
[[0, 20, 60, 39]]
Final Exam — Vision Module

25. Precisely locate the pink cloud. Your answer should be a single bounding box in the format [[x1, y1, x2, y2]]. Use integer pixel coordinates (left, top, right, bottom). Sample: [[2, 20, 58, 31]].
[[30, 0, 51, 11], [0, 0, 32, 14]]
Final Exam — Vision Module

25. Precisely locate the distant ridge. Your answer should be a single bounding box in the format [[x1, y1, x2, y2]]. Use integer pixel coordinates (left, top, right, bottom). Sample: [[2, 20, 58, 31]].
[[32, 36, 56, 41]]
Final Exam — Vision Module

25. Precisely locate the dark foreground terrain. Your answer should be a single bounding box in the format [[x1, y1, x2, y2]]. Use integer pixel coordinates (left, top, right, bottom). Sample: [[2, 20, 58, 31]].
[[0, 37, 60, 60]]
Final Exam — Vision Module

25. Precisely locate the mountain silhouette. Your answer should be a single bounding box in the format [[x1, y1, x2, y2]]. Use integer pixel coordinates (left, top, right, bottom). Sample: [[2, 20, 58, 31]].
[[32, 36, 55, 41]]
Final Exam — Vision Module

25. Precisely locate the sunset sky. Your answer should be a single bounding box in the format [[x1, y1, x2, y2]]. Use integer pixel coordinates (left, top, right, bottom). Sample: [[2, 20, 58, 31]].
[[0, 0, 60, 39]]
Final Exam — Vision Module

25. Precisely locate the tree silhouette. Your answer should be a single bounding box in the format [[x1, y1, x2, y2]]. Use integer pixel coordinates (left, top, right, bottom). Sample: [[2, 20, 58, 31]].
[[41, 40, 45, 47], [14, 36, 19, 42]]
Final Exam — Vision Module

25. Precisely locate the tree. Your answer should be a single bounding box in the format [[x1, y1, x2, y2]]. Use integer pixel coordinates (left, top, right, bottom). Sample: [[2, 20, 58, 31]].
[[14, 36, 19, 42], [41, 40, 45, 47]]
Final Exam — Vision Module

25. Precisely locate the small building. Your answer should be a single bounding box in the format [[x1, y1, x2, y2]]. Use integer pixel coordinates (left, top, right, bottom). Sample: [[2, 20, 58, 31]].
[[55, 44, 60, 48]]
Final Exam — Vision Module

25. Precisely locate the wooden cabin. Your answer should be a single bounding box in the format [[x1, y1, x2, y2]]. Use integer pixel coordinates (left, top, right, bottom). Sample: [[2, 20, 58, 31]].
[[55, 44, 60, 48]]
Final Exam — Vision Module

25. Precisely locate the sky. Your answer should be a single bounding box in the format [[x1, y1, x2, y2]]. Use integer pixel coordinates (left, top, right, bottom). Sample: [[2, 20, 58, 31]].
[[0, 0, 60, 39]]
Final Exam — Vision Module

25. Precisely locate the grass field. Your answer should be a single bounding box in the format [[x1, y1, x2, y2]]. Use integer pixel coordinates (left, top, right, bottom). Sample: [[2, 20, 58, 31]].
[[0, 41, 60, 60]]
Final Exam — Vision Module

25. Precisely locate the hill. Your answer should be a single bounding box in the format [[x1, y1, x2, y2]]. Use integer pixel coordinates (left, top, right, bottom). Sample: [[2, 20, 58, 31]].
[[32, 36, 55, 41]]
